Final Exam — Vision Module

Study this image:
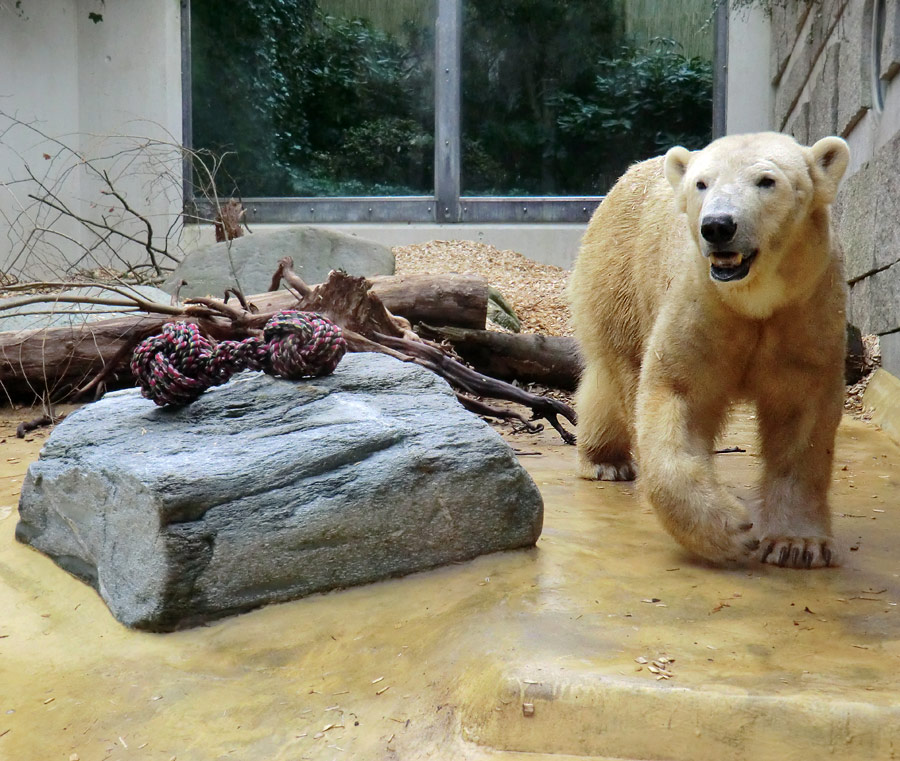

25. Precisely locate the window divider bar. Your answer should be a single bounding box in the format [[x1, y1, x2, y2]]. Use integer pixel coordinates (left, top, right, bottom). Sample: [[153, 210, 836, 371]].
[[434, 0, 462, 223], [180, 0, 195, 216], [712, 0, 728, 139]]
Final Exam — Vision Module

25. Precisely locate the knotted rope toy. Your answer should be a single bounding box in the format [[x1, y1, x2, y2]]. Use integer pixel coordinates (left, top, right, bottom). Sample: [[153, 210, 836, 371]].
[[131, 310, 347, 407]]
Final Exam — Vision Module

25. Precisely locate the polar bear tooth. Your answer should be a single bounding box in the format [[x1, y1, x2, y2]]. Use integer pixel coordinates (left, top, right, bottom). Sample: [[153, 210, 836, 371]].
[[712, 253, 743, 267]]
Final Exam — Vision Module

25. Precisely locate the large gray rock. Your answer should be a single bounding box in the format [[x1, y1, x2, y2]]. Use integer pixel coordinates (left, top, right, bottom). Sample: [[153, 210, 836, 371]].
[[879, 331, 900, 378], [847, 262, 900, 336], [16, 353, 542, 631], [0, 285, 171, 333], [163, 227, 395, 298], [785, 100, 810, 146], [881, 0, 900, 81], [773, 0, 844, 131]]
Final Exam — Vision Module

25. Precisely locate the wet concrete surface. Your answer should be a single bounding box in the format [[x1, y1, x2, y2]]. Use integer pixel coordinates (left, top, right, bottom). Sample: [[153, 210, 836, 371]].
[[1, 405, 899, 760]]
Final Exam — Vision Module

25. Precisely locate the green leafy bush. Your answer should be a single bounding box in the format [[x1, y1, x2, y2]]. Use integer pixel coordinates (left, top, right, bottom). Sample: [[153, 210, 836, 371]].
[[460, 0, 624, 195], [555, 38, 713, 191], [299, 116, 433, 194], [191, 0, 317, 195], [191, 2, 712, 198], [192, 1, 432, 196]]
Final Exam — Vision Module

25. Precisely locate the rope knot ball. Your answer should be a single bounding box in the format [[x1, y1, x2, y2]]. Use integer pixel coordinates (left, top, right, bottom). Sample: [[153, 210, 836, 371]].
[[131, 310, 347, 407]]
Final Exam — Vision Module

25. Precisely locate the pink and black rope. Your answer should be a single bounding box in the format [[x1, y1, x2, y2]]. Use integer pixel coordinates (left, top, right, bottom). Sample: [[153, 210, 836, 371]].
[[131, 310, 347, 406]]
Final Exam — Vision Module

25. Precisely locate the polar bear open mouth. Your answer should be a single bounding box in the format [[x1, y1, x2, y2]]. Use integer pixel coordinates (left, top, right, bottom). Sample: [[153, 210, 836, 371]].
[[709, 250, 757, 282]]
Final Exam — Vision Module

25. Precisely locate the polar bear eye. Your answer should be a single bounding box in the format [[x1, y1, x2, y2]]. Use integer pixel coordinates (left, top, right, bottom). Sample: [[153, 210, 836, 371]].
[[757, 177, 776, 189], [696, 180, 707, 191]]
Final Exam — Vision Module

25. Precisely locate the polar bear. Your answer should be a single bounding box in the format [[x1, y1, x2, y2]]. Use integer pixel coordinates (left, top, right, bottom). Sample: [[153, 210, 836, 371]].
[[568, 132, 850, 568]]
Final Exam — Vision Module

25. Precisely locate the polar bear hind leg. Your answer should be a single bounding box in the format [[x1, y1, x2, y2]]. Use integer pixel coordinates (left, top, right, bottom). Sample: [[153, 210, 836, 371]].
[[575, 357, 637, 481]]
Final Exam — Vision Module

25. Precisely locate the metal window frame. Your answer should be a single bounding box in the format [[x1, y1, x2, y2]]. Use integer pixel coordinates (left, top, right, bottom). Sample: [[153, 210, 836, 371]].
[[180, 0, 194, 214], [182, 0, 727, 225], [712, 0, 728, 139]]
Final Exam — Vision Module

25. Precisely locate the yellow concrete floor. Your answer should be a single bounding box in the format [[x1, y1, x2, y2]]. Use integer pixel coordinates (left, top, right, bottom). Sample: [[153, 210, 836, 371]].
[[1, 406, 900, 761]]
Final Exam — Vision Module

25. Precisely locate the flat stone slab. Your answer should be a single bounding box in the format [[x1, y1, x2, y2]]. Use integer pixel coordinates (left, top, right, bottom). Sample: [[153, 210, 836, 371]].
[[16, 354, 542, 631], [163, 227, 395, 299]]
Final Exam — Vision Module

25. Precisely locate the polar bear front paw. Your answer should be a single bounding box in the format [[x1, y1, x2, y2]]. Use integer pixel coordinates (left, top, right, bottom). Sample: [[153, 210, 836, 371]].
[[756, 536, 840, 568], [685, 516, 759, 565], [577, 456, 637, 481]]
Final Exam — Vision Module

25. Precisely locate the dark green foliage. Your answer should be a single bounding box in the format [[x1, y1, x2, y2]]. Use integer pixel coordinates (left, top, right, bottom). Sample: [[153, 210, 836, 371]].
[[191, 1, 712, 199], [278, 14, 434, 195], [461, 4, 712, 194], [461, 0, 624, 194], [319, 117, 433, 190], [555, 39, 713, 193], [191, 0, 317, 195], [191, 0, 432, 196]]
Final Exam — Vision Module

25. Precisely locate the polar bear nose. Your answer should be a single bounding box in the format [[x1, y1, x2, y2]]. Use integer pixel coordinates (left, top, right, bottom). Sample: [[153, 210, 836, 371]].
[[700, 215, 737, 245]]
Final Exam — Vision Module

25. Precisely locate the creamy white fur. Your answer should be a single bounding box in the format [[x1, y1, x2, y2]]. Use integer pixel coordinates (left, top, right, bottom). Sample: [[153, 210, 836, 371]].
[[569, 132, 849, 567]]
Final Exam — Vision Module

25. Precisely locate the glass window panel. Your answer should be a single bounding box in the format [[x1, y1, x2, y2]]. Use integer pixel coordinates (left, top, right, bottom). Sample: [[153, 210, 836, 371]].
[[191, 0, 436, 197], [461, 0, 714, 196]]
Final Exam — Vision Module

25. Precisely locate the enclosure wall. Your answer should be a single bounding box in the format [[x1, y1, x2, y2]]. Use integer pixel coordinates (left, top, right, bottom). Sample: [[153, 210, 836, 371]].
[[749, 0, 900, 376], [0, 0, 183, 279]]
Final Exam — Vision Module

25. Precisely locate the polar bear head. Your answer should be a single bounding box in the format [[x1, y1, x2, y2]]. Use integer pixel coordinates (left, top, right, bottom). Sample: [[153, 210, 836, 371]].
[[663, 132, 849, 317]]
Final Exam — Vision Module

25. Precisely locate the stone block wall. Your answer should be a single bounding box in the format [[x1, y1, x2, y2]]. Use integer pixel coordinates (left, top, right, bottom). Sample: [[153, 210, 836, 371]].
[[767, 0, 900, 375]]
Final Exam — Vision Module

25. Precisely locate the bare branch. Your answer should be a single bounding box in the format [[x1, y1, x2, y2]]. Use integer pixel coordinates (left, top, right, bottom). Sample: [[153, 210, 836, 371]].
[[0, 292, 182, 316], [26, 192, 180, 264], [99, 169, 163, 276]]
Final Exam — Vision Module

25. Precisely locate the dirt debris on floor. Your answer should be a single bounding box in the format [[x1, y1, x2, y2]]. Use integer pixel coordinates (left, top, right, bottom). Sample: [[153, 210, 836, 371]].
[[393, 240, 572, 337]]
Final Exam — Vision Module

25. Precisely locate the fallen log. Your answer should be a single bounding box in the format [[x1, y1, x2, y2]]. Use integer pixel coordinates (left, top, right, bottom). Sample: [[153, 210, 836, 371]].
[[420, 325, 583, 390], [0, 272, 489, 400], [0, 314, 170, 401], [254, 273, 489, 330], [0, 262, 576, 443], [369, 273, 488, 329]]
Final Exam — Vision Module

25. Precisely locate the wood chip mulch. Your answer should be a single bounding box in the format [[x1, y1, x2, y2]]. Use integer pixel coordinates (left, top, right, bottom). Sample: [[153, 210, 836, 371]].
[[392, 239, 880, 418], [392, 240, 571, 337]]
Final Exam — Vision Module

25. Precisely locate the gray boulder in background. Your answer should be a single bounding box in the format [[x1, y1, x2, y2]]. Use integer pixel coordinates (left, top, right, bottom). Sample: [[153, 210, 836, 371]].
[[163, 227, 395, 299], [16, 353, 543, 631], [0, 285, 172, 333]]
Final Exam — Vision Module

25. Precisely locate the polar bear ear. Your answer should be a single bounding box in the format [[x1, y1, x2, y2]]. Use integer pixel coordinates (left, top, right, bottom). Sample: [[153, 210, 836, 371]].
[[664, 146, 693, 212], [808, 136, 850, 204], [664, 145, 693, 193]]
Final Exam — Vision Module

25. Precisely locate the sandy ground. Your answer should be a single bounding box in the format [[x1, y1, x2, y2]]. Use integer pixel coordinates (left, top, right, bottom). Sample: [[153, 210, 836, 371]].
[[2, 404, 900, 760], [0, 241, 892, 759]]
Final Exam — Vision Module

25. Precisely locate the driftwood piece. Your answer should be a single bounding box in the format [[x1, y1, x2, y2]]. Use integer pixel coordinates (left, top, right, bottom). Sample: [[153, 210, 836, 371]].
[[0, 272, 489, 400], [420, 325, 583, 390], [0, 260, 576, 443], [253, 273, 488, 330], [373, 332, 576, 444], [16, 413, 61, 438], [213, 199, 247, 242], [845, 323, 866, 385]]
